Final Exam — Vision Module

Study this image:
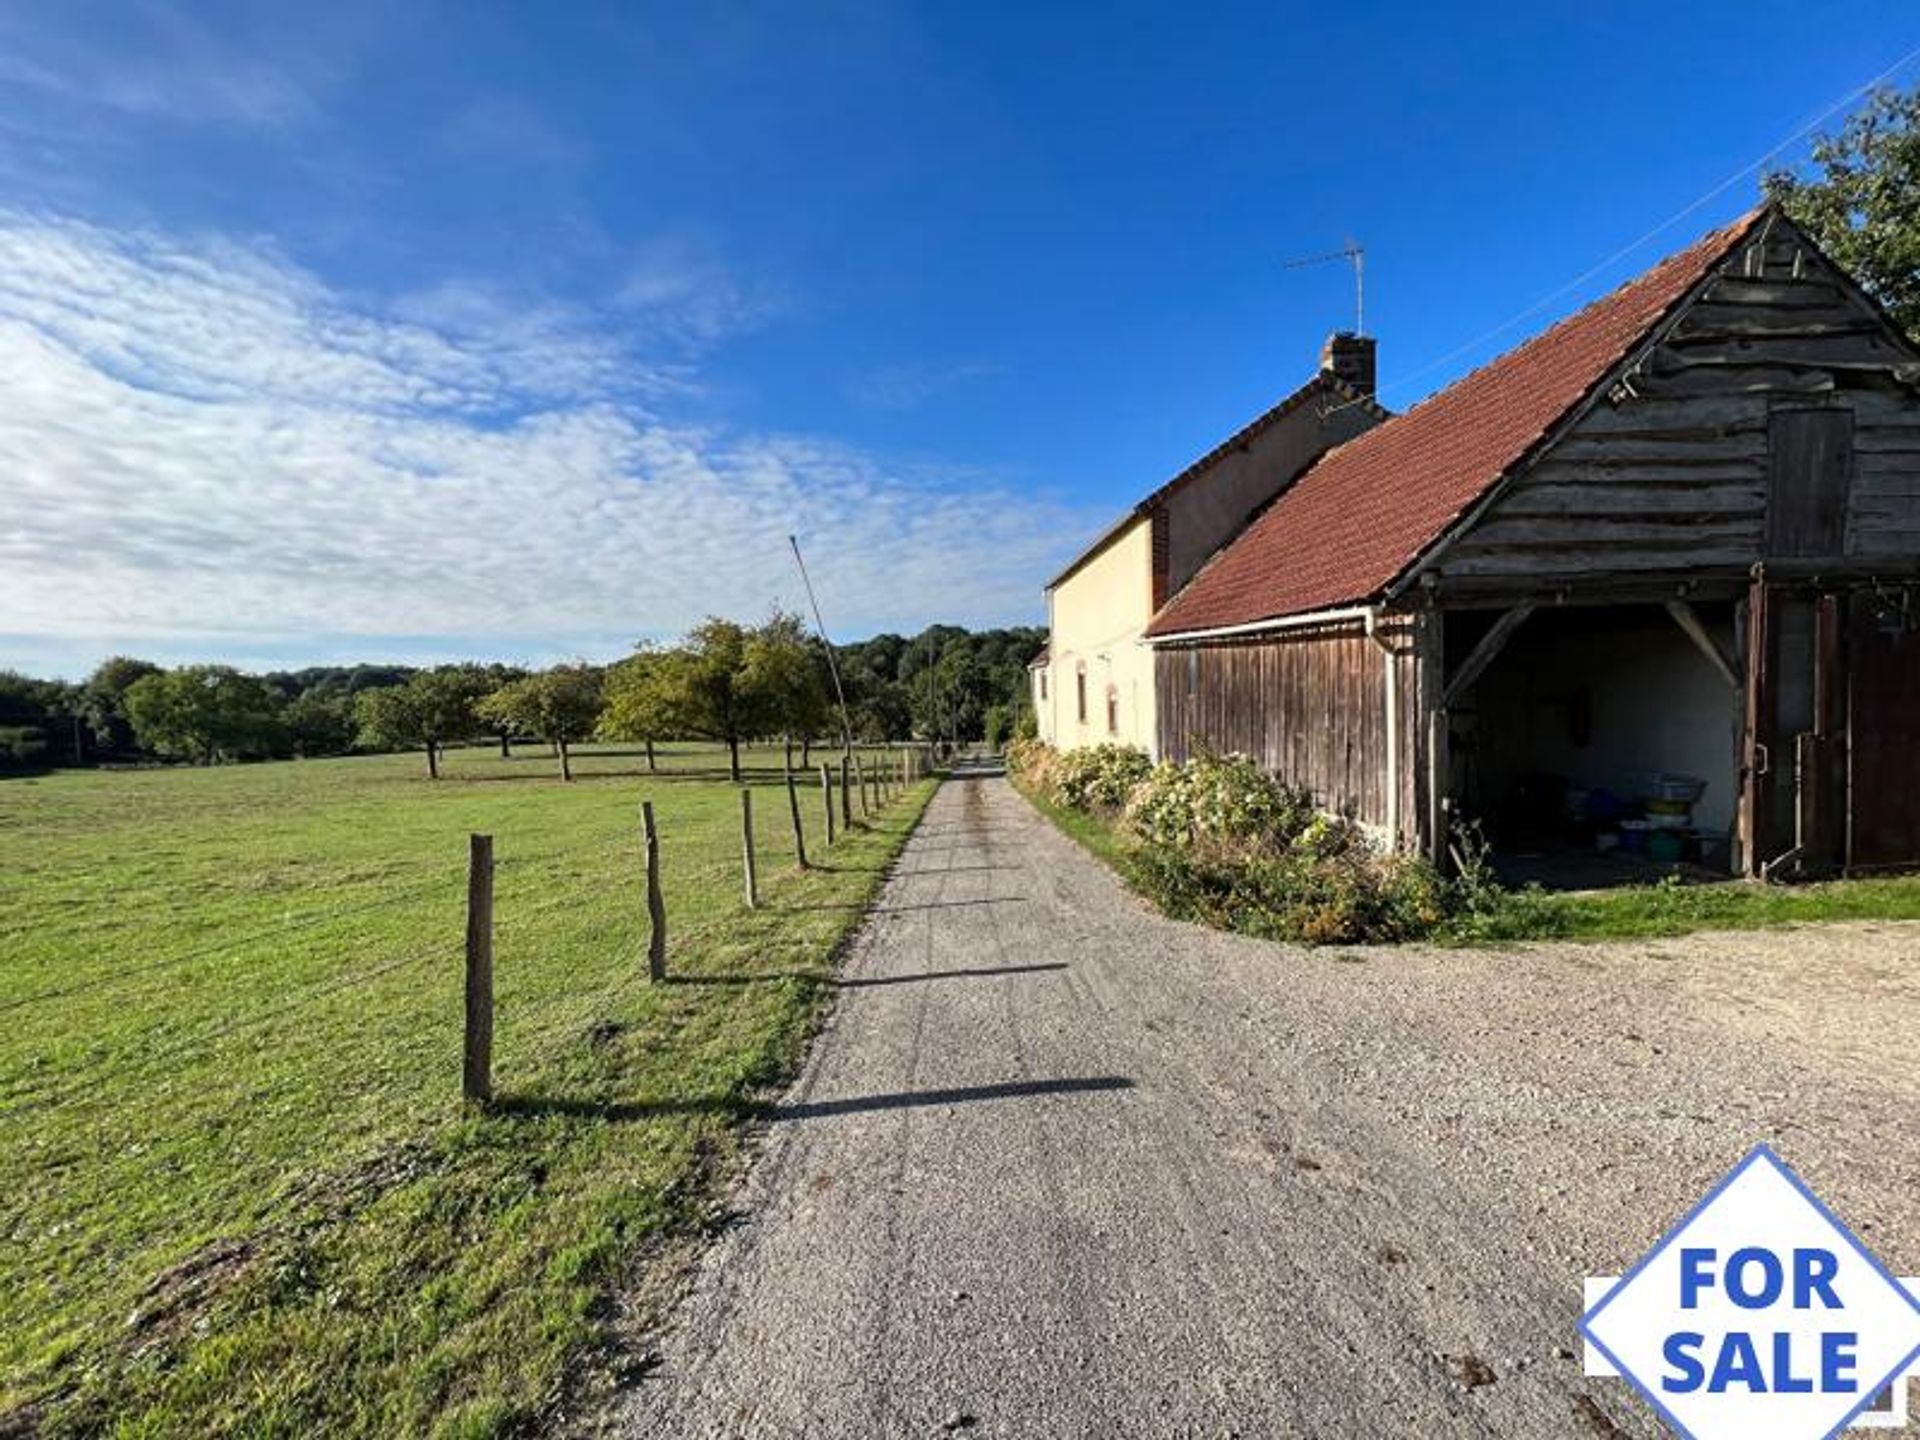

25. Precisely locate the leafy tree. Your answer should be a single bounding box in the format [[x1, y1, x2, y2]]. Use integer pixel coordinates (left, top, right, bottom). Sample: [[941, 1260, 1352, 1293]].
[[79, 656, 162, 755], [0, 670, 78, 769], [1768, 85, 1920, 335], [123, 667, 285, 764], [477, 663, 529, 757], [742, 612, 835, 768], [598, 647, 673, 772], [600, 618, 775, 782], [283, 691, 357, 758], [352, 666, 490, 778], [477, 666, 603, 782]]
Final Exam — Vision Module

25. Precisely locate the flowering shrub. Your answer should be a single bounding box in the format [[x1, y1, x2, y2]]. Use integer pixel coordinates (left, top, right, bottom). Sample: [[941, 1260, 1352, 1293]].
[[1122, 751, 1313, 854], [1053, 744, 1152, 812], [1132, 840, 1445, 945], [1004, 736, 1059, 793], [1011, 738, 1458, 945]]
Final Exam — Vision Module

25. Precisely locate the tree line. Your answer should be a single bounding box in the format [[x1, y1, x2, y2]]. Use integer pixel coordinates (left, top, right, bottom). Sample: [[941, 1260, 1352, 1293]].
[[0, 618, 1043, 780]]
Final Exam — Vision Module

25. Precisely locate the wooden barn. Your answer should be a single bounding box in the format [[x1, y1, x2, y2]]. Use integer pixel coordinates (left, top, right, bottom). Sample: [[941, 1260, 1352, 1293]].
[[1145, 204, 1920, 880]]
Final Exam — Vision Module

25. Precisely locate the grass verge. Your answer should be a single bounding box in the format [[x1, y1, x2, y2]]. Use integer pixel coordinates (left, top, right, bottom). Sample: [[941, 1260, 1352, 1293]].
[[1011, 773, 1920, 946], [1, 743, 934, 1436]]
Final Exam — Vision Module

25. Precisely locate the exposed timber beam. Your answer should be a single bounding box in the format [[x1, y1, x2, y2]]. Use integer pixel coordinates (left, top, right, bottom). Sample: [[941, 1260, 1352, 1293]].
[[1441, 602, 1535, 708], [1664, 600, 1740, 689]]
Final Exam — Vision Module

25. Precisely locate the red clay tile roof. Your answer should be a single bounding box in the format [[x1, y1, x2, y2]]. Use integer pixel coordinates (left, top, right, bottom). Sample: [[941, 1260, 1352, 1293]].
[[1146, 208, 1767, 638], [1046, 370, 1388, 591]]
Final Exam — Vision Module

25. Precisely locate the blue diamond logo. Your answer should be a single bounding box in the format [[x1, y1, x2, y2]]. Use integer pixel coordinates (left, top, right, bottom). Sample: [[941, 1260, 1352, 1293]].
[[1582, 1145, 1920, 1439]]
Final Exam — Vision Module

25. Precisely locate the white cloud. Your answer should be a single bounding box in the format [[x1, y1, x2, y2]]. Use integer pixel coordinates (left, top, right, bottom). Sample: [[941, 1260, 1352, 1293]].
[[0, 3, 335, 129], [0, 212, 1081, 668], [847, 360, 1005, 412], [616, 231, 788, 347]]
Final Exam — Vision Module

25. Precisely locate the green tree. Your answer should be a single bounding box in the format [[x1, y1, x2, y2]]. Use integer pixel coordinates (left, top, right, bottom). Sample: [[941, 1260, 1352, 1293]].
[[123, 667, 285, 764], [0, 671, 80, 769], [742, 612, 834, 769], [600, 618, 775, 782], [477, 666, 603, 782], [598, 647, 673, 772], [1768, 85, 1920, 335], [352, 666, 490, 778], [79, 656, 163, 755], [283, 691, 356, 758]]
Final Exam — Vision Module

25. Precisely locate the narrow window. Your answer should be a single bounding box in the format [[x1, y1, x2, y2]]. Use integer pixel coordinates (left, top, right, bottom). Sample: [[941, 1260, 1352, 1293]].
[[1076, 666, 1087, 723], [1039, 670, 1047, 701], [1186, 649, 1198, 698], [1106, 685, 1119, 735]]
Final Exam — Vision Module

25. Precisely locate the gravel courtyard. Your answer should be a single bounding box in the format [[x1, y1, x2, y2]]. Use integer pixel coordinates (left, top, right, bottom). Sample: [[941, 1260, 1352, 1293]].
[[614, 761, 1919, 1438]]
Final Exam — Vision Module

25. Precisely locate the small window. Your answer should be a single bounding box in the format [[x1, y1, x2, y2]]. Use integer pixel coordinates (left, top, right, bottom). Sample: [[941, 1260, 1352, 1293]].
[[1038, 670, 1047, 701], [1076, 665, 1087, 724], [1106, 685, 1119, 735], [1186, 649, 1198, 698]]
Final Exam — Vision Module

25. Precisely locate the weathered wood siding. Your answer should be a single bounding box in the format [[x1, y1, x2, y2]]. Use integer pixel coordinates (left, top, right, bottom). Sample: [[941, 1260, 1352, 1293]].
[[1425, 218, 1920, 600], [1155, 617, 1420, 843]]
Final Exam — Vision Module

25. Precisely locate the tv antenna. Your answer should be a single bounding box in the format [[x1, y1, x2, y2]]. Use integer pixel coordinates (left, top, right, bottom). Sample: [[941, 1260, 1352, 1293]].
[[1280, 238, 1365, 335]]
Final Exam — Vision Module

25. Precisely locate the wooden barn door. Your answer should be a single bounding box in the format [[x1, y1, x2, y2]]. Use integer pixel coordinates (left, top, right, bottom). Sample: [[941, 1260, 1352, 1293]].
[[1742, 407, 1858, 877], [1741, 582, 1846, 877], [1846, 586, 1920, 869]]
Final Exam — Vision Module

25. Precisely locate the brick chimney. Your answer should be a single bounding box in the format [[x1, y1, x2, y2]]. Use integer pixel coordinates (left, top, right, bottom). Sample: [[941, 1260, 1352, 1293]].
[[1320, 331, 1376, 397]]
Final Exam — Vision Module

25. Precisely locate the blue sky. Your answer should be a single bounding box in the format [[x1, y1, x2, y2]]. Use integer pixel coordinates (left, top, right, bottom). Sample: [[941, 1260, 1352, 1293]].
[[0, 1, 1914, 677]]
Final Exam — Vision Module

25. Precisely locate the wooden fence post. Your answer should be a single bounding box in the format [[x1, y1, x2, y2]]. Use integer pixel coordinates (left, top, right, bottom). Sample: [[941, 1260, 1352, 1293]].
[[786, 768, 808, 869], [464, 834, 493, 1103], [740, 788, 758, 908], [642, 801, 667, 982], [856, 755, 869, 817], [839, 755, 852, 830], [820, 762, 836, 845]]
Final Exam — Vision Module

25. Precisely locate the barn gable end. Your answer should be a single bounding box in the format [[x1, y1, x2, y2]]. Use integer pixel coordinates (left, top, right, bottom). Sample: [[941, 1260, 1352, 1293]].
[[1410, 213, 1920, 602]]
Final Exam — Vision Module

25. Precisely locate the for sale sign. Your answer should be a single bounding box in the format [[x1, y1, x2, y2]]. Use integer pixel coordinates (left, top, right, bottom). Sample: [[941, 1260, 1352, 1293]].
[[1581, 1145, 1920, 1439]]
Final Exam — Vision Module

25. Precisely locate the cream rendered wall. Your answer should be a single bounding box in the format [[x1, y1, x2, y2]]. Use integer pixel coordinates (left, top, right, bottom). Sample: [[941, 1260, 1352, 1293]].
[[1040, 517, 1157, 756]]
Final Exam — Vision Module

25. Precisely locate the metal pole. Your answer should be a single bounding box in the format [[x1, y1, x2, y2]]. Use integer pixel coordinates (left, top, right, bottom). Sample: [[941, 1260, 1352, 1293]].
[[789, 534, 856, 758]]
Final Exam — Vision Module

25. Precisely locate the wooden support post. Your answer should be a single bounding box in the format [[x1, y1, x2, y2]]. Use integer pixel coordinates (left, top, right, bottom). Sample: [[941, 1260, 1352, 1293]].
[[642, 801, 666, 982], [740, 788, 758, 908], [1442, 602, 1535, 709], [1664, 600, 1740, 689], [786, 768, 808, 869], [464, 834, 494, 1103], [840, 755, 852, 829], [820, 762, 837, 845], [856, 755, 870, 817], [1428, 707, 1450, 873]]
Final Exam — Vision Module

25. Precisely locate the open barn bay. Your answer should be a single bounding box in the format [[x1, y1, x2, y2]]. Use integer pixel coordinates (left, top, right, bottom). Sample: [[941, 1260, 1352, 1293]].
[[0, 743, 931, 1436]]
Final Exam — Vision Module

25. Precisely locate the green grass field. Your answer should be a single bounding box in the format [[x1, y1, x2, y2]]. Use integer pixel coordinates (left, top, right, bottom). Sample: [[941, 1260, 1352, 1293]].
[[0, 741, 933, 1437]]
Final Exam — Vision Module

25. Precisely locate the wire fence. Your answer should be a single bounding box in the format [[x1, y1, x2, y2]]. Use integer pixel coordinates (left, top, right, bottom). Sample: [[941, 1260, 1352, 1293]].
[[3, 747, 937, 1120]]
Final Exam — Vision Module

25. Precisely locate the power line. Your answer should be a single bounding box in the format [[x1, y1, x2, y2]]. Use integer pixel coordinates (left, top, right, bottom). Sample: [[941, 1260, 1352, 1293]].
[[788, 533, 857, 757], [1368, 40, 1920, 407]]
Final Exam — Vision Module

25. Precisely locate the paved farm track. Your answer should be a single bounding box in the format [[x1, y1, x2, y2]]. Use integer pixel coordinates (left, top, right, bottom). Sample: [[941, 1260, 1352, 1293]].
[[614, 761, 1919, 1438]]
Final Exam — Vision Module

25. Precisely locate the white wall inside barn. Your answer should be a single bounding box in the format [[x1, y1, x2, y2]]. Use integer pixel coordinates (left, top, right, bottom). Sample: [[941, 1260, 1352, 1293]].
[[1460, 607, 1740, 837]]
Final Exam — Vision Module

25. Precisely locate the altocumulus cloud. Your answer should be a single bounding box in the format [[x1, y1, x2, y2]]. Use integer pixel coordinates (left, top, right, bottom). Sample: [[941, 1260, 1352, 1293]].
[[0, 212, 1090, 663]]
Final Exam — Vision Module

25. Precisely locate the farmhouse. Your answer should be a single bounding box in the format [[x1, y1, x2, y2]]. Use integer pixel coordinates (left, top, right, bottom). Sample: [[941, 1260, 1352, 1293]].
[[1142, 204, 1920, 879], [1032, 337, 1387, 754]]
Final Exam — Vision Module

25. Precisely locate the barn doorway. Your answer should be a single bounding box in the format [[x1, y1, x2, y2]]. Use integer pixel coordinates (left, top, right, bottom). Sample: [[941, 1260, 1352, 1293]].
[[1742, 577, 1920, 877], [1444, 603, 1742, 888]]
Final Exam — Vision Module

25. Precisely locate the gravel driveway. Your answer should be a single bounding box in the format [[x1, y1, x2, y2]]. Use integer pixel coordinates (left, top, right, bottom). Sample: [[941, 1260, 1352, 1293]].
[[613, 760, 1919, 1438]]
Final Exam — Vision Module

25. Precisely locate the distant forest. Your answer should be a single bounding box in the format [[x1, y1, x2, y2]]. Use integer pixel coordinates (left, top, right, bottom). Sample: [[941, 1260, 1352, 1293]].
[[0, 622, 1045, 773]]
